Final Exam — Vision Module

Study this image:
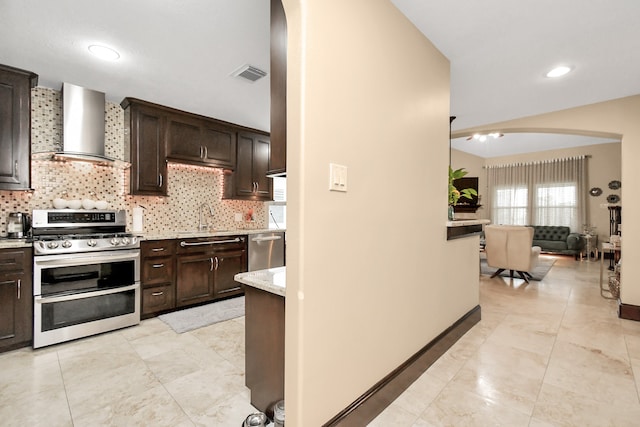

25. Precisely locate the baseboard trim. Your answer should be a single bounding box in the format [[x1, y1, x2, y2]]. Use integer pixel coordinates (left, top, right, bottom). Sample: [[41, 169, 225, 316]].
[[322, 305, 481, 427], [619, 302, 640, 321]]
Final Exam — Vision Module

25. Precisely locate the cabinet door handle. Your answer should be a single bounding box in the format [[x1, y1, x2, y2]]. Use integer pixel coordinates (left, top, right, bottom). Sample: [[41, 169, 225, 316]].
[[158, 174, 163, 188], [210, 257, 214, 271], [151, 247, 165, 252], [152, 263, 164, 268], [151, 291, 164, 296], [17, 279, 21, 300], [14, 161, 19, 178], [203, 146, 208, 159], [214, 256, 219, 270], [200, 146, 204, 159]]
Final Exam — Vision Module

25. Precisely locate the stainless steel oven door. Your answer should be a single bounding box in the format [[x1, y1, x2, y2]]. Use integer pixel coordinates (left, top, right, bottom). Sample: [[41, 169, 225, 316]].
[[33, 249, 140, 348]]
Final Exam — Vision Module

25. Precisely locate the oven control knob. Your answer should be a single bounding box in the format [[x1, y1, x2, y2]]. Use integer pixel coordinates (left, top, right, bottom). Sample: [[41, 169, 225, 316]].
[[121, 237, 130, 245], [47, 241, 59, 249], [62, 240, 72, 249], [110, 237, 121, 246], [87, 239, 97, 247]]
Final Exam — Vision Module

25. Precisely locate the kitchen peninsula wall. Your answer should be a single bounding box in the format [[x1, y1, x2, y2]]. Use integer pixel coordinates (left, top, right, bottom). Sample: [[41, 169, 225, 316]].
[[0, 87, 267, 235]]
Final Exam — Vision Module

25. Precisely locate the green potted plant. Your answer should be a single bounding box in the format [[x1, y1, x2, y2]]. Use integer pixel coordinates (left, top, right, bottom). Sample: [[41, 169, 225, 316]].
[[448, 166, 478, 220]]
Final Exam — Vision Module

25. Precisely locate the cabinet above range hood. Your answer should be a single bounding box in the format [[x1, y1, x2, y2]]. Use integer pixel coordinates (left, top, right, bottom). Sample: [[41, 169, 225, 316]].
[[54, 82, 117, 164]]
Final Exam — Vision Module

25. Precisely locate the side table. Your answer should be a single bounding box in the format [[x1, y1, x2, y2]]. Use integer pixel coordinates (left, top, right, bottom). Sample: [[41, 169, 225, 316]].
[[600, 242, 621, 299], [581, 234, 598, 261]]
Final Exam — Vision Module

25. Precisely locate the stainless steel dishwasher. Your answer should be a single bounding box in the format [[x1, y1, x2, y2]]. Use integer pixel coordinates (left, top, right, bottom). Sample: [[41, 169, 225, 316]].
[[248, 231, 285, 271]]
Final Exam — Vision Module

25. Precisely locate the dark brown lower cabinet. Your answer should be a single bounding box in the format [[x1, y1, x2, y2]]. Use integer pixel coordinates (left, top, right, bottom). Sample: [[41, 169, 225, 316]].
[[245, 285, 285, 413], [0, 248, 33, 352], [176, 236, 247, 308]]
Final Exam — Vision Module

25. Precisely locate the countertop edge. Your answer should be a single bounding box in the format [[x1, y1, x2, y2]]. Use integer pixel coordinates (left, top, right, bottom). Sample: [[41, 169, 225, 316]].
[[446, 219, 490, 227], [235, 267, 286, 297], [138, 228, 286, 241]]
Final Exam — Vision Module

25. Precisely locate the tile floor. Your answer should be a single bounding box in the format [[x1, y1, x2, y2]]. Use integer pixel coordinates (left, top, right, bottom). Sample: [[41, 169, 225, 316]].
[[1, 255, 639, 426], [369, 255, 640, 426]]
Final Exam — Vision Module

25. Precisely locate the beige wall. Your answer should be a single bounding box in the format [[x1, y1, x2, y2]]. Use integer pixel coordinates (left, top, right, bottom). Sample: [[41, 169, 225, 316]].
[[455, 95, 640, 306], [453, 142, 622, 242], [283, 0, 479, 424]]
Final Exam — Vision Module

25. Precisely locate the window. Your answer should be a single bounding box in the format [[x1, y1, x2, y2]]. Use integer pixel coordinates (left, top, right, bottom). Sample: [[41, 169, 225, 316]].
[[535, 183, 578, 229], [493, 186, 528, 225], [268, 177, 286, 229], [486, 157, 587, 232]]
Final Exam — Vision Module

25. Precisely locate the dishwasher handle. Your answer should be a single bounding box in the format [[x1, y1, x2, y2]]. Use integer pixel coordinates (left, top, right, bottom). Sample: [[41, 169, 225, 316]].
[[251, 235, 282, 242]]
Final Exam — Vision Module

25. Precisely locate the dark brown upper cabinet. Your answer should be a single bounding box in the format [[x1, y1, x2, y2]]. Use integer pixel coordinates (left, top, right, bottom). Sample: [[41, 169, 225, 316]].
[[0, 64, 38, 191], [224, 132, 273, 201], [166, 112, 236, 169], [267, 0, 287, 177], [121, 98, 168, 196]]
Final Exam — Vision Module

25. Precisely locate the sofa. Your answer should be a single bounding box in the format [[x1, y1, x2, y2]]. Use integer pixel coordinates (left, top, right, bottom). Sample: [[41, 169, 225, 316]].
[[530, 225, 585, 258]]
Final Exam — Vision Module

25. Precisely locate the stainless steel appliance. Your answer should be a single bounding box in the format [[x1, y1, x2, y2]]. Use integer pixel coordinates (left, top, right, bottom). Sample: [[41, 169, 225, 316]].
[[248, 232, 285, 271], [31, 209, 140, 348], [6, 212, 30, 238]]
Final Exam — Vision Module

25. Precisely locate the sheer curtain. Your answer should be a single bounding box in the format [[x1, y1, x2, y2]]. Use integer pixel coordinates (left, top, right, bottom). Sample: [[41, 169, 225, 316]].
[[486, 156, 587, 232]]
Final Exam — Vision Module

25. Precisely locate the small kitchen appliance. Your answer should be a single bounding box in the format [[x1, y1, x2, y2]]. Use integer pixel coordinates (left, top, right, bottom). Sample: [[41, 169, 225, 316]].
[[6, 212, 30, 238]]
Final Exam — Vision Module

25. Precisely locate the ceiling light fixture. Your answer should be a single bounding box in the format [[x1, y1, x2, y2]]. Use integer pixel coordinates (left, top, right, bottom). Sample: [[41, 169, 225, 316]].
[[88, 44, 120, 61], [467, 132, 503, 142], [546, 65, 571, 78]]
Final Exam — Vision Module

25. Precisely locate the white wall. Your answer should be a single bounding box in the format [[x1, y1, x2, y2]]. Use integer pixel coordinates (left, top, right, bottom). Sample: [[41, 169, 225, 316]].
[[283, 0, 479, 424]]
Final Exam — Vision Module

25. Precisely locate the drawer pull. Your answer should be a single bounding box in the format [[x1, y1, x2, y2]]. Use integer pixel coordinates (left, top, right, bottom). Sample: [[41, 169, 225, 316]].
[[152, 263, 165, 268], [151, 247, 165, 252], [151, 291, 164, 296], [17, 279, 21, 299]]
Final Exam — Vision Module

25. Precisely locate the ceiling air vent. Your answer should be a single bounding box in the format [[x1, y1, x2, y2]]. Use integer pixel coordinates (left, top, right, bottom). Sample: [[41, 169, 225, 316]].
[[232, 64, 267, 82]]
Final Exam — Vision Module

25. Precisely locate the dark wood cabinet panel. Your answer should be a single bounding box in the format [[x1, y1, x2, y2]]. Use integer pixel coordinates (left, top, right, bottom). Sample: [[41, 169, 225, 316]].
[[224, 132, 273, 201], [176, 253, 216, 307], [200, 121, 236, 169], [268, 0, 287, 177], [245, 285, 285, 412], [142, 284, 175, 316], [167, 112, 237, 169], [0, 64, 38, 190], [175, 236, 247, 307], [0, 248, 33, 352], [121, 98, 167, 196], [140, 240, 176, 318], [213, 249, 246, 298]]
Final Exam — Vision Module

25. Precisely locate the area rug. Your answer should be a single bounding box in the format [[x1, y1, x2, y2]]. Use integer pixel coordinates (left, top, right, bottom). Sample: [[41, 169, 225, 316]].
[[159, 296, 245, 333], [480, 258, 556, 281]]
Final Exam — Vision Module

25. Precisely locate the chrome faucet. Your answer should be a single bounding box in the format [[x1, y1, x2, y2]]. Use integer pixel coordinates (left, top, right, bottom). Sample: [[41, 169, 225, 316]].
[[198, 203, 214, 231]]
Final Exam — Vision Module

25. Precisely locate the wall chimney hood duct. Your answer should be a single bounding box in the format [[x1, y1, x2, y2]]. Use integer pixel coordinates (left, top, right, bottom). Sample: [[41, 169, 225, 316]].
[[56, 82, 115, 164]]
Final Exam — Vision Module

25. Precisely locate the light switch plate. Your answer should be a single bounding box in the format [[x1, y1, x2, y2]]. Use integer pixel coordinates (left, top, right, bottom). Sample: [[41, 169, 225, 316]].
[[234, 213, 243, 222], [329, 163, 348, 192]]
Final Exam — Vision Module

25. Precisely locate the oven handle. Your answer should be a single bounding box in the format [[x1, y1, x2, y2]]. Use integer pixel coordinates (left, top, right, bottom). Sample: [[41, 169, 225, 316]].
[[34, 283, 139, 304], [180, 238, 241, 247], [34, 250, 140, 267]]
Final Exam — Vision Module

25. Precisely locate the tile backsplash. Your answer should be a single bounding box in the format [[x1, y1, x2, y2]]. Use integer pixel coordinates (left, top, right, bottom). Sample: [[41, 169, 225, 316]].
[[0, 87, 267, 236]]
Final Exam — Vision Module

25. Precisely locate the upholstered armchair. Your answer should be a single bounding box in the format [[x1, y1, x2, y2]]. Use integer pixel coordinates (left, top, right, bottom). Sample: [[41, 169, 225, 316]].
[[484, 225, 542, 283]]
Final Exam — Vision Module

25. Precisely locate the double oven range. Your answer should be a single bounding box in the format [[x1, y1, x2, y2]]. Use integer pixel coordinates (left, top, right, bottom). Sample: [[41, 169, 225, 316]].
[[31, 209, 140, 348]]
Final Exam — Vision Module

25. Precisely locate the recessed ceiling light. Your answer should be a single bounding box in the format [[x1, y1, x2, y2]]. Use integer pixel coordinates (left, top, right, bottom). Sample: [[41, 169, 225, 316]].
[[546, 66, 571, 78], [88, 44, 120, 61]]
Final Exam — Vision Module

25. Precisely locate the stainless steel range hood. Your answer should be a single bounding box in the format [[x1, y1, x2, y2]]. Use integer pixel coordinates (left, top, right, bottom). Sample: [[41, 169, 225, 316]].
[[55, 82, 116, 164]]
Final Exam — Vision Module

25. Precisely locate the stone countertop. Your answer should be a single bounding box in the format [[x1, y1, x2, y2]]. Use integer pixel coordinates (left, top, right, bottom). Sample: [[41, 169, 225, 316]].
[[137, 228, 285, 241], [234, 266, 286, 297], [446, 219, 490, 227], [0, 238, 32, 249]]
